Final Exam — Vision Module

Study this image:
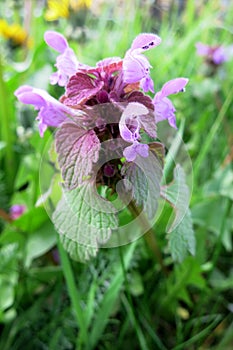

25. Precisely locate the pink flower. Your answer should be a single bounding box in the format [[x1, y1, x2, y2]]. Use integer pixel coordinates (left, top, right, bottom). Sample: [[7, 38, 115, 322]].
[[10, 205, 26, 220]]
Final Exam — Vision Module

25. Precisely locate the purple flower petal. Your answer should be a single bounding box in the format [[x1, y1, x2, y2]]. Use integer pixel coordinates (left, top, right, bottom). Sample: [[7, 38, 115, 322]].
[[160, 78, 189, 98], [130, 33, 161, 53], [196, 42, 230, 65], [123, 53, 150, 83], [153, 78, 188, 129], [119, 102, 148, 142], [123, 142, 149, 162], [123, 33, 160, 92], [140, 75, 154, 93], [44, 31, 68, 53], [15, 85, 73, 136], [195, 42, 210, 57], [123, 144, 138, 162], [212, 46, 227, 65], [154, 96, 176, 125], [51, 48, 79, 86], [44, 31, 80, 86], [10, 204, 26, 220]]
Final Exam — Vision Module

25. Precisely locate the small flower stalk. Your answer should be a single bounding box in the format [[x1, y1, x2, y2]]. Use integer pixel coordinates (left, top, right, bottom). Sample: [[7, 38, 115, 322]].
[[15, 30, 189, 261]]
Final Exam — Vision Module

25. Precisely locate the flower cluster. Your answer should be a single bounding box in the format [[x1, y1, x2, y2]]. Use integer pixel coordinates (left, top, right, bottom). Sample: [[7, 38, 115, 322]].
[[15, 31, 188, 169]]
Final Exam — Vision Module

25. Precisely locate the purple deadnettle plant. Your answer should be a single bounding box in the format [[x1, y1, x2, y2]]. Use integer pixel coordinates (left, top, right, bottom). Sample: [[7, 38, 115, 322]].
[[15, 31, 190, 262]]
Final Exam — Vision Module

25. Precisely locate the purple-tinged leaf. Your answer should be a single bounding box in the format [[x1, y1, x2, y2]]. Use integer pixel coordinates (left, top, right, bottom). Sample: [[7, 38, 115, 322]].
[[139, 113, 157, 138], [55, 121, 100, 189], [125, 91, 154, 110], [62, 73, 104, 106], [96, 57, 123, 73]]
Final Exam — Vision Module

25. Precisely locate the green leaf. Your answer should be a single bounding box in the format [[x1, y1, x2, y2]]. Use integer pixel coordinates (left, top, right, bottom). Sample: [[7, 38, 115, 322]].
[[161, 165, 190, 232], [203, 164, 233, 200], [12, 207, 48, 232], [55, 121, 100, 189], [52, 183, 118, 262], [122, 142, 164, 220], [168, 209, 196, 263], [192, 196, 232, 251], [25, 221, 57, 268]]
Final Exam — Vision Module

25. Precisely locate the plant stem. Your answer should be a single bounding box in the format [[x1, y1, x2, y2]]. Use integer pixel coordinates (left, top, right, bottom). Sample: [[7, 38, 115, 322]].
[[127, 201, 168, 275], [0, 208, 12, 223]]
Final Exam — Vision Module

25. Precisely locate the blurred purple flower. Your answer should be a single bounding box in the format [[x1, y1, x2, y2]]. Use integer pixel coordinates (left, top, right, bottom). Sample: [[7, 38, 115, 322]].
[[10, 204, 26, 220], [15, 85, 75, 136], [195, 42, 233, 65], [123, 33, 162, 93], [153, 78, 189, 129]]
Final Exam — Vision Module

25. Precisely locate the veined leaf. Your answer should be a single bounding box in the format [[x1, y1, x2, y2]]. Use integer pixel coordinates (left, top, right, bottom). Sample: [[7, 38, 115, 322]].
[[122, 142, 164, 220], [161, 165, 195, 262], [55, 121, 100, 189], [161, 165, 190, 232], [52, 183, 118, 262], [168, 209, 196, 263]]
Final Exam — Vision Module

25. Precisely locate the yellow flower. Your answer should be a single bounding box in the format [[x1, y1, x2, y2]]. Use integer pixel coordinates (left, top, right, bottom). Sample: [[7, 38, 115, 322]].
[[70, 0, 92, 10], [45, 0, 92, 21], [0, 19, 29, 47], [45, 0, 69, 21]]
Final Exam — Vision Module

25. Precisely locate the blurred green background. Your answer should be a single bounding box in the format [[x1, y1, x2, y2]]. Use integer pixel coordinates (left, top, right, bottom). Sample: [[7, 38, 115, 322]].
[[0, 1, 233, 349]]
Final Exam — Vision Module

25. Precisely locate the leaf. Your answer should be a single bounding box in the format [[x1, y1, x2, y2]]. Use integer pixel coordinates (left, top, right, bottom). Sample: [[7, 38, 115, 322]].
[[61, 72, 104, 106], [161, 165, 190, 232], [203, 163, 233, 200], [55, 121, 100, 189], [122, 142, 164, 220], [25, 221, 57, 268], [168, 209, 196, 263], [125, 90, 154, 110], [192, 196, 232, 251], [139, 112, 157, 138], [52, 183, 118, 262]]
